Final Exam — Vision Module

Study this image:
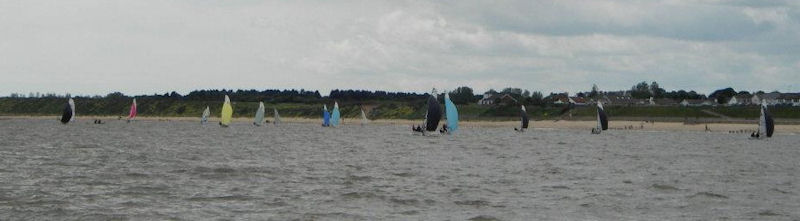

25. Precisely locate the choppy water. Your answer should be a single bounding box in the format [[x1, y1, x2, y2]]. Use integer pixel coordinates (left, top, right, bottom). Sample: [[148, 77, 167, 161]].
[[1, 118, 799, 220]]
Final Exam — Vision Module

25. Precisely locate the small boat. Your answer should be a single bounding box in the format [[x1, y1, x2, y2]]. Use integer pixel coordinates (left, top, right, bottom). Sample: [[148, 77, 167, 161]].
[[360, 107, 368, 126], [60, 98, 75, 124], [254, 102, 265, 126], [273, 108, 282, 125], [127, 98, 137, 123], [201, 106, 210, 124], [515, 105, 529, 132], [442, 93, 458, 134], [331, 102, 341, 127], [322, 104, 331, 127], [413, 92, 442, 135], [591, 102, 609, 134], [220, 95, 233, 127], [750, 101, 774, 139]]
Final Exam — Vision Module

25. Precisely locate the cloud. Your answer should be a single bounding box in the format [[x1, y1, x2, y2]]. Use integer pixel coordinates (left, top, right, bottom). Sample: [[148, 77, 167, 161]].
[[0, 0, 798, 96]]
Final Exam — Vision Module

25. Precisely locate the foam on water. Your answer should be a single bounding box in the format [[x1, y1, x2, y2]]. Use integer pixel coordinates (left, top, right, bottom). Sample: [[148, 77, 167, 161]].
[[1, 119, 799, 220]]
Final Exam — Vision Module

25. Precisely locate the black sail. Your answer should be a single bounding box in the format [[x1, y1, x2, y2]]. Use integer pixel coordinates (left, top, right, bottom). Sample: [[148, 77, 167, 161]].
[[598, 107, 609, 130], [521, 107, 529, 129], [425, 95, 442, 131], [60, 103, 72, 124], [765, 107, 774, 137]]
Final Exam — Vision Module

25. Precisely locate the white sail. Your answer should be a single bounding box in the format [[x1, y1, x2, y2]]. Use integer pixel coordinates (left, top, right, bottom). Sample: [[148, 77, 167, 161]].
[[69, 98, 76, 122], [273, 108, 281, 124], [201, 106, 210, 124], [360, 108, 368, 126], [254, 102, 265, 126]]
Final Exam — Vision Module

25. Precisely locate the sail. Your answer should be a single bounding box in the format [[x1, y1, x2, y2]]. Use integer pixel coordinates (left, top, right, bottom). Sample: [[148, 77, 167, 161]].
[[597, 102, 609, 130], [60, 99, 74, 124], [760, 102, 775, 138], [322, 105, 330, 126], [360, 108, 367, 126], [331, 102, 341, 127], [444, 93, 458, 132], [273, 108, 281, 124], [254, 102, 265, 126], [127, 98, 137, 121], [520, 105, 529, 129], [69, 98, 76, 122], [424, 95, 442, 131], [201, 106, 210, 124], [220, 95, 233, 127]]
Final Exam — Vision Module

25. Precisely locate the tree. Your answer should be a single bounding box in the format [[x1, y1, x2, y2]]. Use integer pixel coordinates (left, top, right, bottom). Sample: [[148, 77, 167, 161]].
[[709, 88, 737, 104], [450, 86, 477, 104], [589, 84, 600, 98], [650, 81, 665, 98], [631, 81, 651, 99]]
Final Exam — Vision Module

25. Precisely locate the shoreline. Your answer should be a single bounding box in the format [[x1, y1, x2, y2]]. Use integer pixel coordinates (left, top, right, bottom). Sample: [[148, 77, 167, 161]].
[[3, 115, 799, 133]]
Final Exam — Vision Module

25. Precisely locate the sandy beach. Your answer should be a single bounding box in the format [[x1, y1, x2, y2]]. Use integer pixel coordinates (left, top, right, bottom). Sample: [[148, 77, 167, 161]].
[[4, 115, 799, 134]]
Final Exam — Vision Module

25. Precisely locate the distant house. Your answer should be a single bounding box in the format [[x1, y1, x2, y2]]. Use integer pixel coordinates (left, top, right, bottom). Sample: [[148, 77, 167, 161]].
[[680, 99, 716, 107], [478, 93, 518, 105], [752, 92, 781, 105], [727, 94, 754, 106], [777, 93, 800, 106], [603, 95, 647, 106], [652, 98, 679, 106], [478, 93, 497, 105], [570, 97, 588, 105], [548, 93, 570, 104]]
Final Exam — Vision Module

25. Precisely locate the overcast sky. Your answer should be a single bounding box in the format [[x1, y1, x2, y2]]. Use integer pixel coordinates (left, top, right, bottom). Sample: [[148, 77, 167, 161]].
[[1, 0, 798, 96]]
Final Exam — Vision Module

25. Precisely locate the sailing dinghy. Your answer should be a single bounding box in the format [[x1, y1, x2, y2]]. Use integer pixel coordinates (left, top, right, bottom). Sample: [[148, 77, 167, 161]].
[[591, 102, 609, 134], [127, 98, 137, 123], [220, 95, 233, 127], [331, 102, 341, 127], [413, 93, 442, 135], [442, 93, 458, 134], [201, 106, 210, 124], [515, 105, 529, 132], [322, 105, 331, 127], [254, 102, 265, 126], [60, 98, 75, 124], [750, 101, 774, 139], [360, 107, 368, 126], [273, 108, 282, 124]]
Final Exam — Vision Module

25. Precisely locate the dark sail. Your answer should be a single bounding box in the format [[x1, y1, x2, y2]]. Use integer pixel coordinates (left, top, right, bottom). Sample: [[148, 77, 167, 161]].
[[598, 106, 608, 130], [60, 103, 72, 124], [765, 107, 774, 137], [521, 106, 529, 129], [425, 95, 442, 131]]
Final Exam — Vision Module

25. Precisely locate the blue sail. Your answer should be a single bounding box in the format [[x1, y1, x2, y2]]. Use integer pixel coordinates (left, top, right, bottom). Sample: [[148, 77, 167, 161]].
[[444, 93, 458, 133], [323, 105, 331, 126], [331, 102, 341, 127]]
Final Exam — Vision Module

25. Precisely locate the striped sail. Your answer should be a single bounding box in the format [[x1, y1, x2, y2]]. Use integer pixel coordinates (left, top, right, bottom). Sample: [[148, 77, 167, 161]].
[[254, 102, 265, 126], [597, 102, 608, 131], [220, 95, 233, 127], [444, 93, 458, 133]]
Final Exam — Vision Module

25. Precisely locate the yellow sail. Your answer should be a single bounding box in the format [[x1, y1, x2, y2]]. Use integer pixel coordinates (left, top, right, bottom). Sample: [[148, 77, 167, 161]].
[[221, 95, 233, 126]]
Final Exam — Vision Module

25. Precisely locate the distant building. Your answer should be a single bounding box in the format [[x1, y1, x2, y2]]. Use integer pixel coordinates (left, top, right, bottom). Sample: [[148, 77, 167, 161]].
[[727, 94, 754, 106], [478, 93, 518, 105], [777, 93, 800, 106], [680, 99, 717, 107]]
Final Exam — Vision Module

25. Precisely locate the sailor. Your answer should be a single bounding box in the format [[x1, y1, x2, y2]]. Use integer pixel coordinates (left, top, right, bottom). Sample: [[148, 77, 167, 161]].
[[440, 124, 448, 134]]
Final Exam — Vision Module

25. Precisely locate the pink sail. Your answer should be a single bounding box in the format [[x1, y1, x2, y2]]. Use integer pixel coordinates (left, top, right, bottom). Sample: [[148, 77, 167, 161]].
[[128, 99, 137, 120]]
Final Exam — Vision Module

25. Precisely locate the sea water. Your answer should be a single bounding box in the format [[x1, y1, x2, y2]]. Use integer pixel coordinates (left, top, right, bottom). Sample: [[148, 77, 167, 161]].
[[0, 119, 798, 220]]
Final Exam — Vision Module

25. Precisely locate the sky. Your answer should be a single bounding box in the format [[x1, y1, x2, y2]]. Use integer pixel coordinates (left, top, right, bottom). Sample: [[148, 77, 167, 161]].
[[1, 0, 799, 97]]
